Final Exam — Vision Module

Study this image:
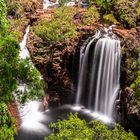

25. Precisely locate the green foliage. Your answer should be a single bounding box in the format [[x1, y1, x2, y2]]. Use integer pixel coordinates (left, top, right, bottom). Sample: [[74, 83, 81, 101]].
[[0, 0, 45, 137], [59, 0, 69, 5], [9, 16, 30, 42], [0, 34, 44, 103], [6, 0, 24, 19], [95, 0, 115, 14], [94, 0, 140, 27], [45, 113, 137, 140], [130, 72, 140, 102], [103, 14, 119, 24], [0, 0, 44, 103], [33, 7, 78, 45], [0, 0, 8, 33], [111, 124, 137, 140], [0, 0, 44, 138], [82, 6, 100, 26], [0, 102, 16, 140], [114, 0, 140, 27], [130, 46, 140, 102], [0, 35, 19, 102], [0, 1, 17, 139], [15, 59, 44, 103], [45, 113, 93, 140]]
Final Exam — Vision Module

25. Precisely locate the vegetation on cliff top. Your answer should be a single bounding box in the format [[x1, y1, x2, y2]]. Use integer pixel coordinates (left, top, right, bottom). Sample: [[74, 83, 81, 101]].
[[33, 7, 78, 45], [91, 0, 140, 27], [33, 6, 100, 46], [114, 0, 140, 28]]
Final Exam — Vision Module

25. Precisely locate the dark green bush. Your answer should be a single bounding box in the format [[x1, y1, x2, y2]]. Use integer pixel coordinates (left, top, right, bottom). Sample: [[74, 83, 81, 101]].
[[0, 0, 8, 33], [0, 3, 17, 140], [0, 102, 16, 140], [0, 0, 44, 103], [0, 35, 44, 103], [0, 35, 19, 102], [95, 0, 115, 14], [0, 0, 45, 137]]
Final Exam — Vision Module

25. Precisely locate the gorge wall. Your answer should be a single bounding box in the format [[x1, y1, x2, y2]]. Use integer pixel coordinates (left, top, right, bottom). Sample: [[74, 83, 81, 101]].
[[7, 0, 140, 136]]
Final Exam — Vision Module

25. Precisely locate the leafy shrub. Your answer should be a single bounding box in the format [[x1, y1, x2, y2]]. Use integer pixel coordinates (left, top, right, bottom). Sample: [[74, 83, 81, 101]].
[[45, 113, 137, 140], [0, 0, 44, 138], [114, 0, 140, 27], [0, 35, 44, 103], [33, 7, 78, 45], [82, 6, 100, 26], [9, 18, 29, 42], [103, 14, 119, 24], [0, 2, 17, 139], [15, 59, 44, 103], [95, 0, 115, 14], [130, 72, 140, 102], [0, 0, 44, 103], [0, 102, 16, 140], [0, 0, 8, 33], [0, 35, 19, 102], [6, 0, 24, 19]]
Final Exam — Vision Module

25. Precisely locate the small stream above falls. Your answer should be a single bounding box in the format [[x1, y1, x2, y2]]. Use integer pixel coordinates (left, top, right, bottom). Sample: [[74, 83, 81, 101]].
[[19, 26, 30, 59], [43, 0, 59, 9]]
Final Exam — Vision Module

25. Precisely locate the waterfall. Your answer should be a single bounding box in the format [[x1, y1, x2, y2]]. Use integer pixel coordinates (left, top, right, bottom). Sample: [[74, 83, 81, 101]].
[[76, 27, 121, 119], [19, 26, 30, 59], [16, 26, 48, 134]]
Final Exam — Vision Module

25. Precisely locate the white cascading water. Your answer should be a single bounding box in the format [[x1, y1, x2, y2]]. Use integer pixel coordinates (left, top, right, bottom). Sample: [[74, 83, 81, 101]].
[[17, 25, 48, 134], [43, 0, 59, 9], [43, 0, 77, 9], [19, 26, 30, 59], [76, 26, 121, 120]]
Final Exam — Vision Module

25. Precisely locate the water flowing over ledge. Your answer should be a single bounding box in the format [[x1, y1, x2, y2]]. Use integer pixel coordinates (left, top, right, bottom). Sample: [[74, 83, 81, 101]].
[[76, 26, 121, 120]]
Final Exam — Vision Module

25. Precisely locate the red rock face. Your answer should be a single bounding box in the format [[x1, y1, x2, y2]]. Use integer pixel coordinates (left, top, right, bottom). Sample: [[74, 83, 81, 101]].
[[8, 101, 21, 129]]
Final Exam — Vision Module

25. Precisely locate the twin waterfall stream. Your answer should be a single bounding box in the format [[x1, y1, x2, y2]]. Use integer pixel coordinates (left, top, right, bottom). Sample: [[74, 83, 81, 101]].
[[15, 1, 121, 138]]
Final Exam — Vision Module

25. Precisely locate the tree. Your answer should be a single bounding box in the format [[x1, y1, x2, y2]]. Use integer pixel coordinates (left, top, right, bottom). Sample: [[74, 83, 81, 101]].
[[0, 0, 44, 139]]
